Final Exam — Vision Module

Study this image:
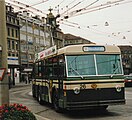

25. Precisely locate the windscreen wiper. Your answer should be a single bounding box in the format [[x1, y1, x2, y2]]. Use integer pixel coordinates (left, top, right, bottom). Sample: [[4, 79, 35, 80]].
[[110, 66, 119, 78], [69, 63, 84, 79]]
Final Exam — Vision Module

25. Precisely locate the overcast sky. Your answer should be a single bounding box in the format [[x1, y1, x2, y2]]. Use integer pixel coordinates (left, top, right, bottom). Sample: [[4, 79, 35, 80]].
[[6, 0, 132, 45]]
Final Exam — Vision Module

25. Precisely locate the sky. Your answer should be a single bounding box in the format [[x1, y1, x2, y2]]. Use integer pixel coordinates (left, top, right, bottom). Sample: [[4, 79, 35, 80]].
[[6, 0, 132, 45]]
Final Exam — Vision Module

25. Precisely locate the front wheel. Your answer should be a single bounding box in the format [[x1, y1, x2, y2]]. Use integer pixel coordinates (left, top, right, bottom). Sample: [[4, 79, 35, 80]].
[[53, 90, 61, 112]]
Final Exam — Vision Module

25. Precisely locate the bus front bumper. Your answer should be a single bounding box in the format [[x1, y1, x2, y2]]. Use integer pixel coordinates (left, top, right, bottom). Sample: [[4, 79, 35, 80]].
[[60, 99, 126, 110]]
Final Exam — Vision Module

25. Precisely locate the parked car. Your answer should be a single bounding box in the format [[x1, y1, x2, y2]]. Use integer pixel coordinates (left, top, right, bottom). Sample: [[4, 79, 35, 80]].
[[124, 74, 132, 87]]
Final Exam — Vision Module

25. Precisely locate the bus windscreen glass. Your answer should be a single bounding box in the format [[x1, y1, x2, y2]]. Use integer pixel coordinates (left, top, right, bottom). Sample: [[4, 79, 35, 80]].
[[66, 54, 123, 77]]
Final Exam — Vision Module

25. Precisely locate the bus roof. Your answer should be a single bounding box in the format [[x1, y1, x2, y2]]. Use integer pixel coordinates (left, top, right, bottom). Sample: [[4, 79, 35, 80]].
[[35, 44, 121, 61], [57, 44, 121, 55]]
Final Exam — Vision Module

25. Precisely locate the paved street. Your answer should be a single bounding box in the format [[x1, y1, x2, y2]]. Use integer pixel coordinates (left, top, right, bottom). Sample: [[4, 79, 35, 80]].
[[9, 84, 132, 120]]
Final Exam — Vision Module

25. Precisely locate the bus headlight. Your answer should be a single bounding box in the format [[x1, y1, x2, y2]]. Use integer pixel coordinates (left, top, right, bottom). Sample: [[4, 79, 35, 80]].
[[116, 85, 121, 92], [73, 87, 80, 94]]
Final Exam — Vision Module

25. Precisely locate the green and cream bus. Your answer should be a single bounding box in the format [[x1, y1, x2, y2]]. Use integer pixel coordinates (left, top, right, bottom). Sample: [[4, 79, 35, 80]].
[[32, 44, 125, 112]]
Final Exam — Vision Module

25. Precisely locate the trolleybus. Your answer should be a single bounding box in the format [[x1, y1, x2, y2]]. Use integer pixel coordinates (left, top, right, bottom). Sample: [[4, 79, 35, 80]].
[[32, 44, 125, 112]]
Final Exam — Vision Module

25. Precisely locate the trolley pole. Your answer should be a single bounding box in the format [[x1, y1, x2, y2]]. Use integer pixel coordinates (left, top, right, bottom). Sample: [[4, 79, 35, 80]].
[[0, 0, 9, 105]]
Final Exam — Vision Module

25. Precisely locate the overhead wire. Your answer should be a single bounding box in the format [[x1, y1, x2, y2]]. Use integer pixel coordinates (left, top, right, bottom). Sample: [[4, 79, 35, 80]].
[[66, 0, 99, 16], [60, 19, 131, 40], [66, 0, 79, 6], [54, 0, 81, 13], [7, 0, 48, 15], [60, 1, 84, 16], [28, 0, 49, 7], [74, 0, 132, 18], [64, 0, 125, 18]]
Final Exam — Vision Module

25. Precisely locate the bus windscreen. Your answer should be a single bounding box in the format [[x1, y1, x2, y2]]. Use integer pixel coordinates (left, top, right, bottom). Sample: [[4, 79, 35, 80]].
[[66, 54, 123, 77]]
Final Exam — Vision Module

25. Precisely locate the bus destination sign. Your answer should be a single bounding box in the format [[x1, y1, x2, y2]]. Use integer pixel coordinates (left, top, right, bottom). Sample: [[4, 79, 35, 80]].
[[83, 46, 105, 52]]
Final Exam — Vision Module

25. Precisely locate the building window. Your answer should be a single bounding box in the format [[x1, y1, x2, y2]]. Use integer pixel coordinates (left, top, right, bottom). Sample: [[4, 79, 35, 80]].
[[12, 53, 15, 57], [36, 38, 39, 44], [16, 19, 19, 25], [7, 28, 10, 36], [20, 33, 26, 41], [12, 18, 15, 24], [21, 54, 27, 59], [34, 28, 39, 35], [40, 38, 44, 44], [9, 17, 11, 22], [12, 41, 15, 49], [8, 53, 11, 56], [16, 41, 19, 50], [15, 29, 18, 38], [21, 25, 26, 31], [27, 26, 33, 33], [12, 29, 14, 37], [29, 54, 32, 60], [8, 40, 11, 49]]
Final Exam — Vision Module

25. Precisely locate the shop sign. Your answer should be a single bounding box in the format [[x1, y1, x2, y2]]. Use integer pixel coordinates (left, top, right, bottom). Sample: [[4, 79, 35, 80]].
[[7, 57, 19, 65]]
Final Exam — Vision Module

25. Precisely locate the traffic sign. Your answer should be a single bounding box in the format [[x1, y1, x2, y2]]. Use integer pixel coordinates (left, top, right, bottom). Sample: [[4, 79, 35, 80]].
[[0, 68, 6, 81]]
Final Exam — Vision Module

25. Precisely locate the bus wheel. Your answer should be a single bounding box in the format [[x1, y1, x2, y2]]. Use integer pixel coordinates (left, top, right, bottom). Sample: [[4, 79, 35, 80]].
[[53, 90, 61, 112], [98, 105, 108, 110], [37, 87, 43, 105], [32, 85, 36, 98], [103, 105, 108, 109]]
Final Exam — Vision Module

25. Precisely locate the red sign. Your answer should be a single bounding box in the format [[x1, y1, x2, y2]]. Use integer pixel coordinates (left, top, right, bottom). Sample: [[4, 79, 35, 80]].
[[0, 68, 6, 81]]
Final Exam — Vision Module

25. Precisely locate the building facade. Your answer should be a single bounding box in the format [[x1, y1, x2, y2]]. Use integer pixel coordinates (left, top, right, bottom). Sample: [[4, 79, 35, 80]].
[[6, 5, 20, 85], [18, 10, 64, 82], [18, 11, 52, 82], [118, 45, 132, 75]]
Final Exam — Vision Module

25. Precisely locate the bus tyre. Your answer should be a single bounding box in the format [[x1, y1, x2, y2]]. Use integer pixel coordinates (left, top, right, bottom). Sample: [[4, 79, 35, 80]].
[[37, 87, 43, 105], [98, 105, 108, 110], [103, 105, 108, 110], [53, 90, 61, 112], [32, 85, 36, 98]]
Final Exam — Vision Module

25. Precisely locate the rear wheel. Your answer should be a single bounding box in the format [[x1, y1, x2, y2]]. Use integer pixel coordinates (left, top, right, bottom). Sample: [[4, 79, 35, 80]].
[[97, 105, 108, 110], [37, 86, 43, 105], [32, 85, 36, 98], [103, 105, 108, 109]]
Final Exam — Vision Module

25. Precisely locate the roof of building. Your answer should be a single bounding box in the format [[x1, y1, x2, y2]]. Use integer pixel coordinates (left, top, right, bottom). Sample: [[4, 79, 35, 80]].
[[64, 33, 95, 44]]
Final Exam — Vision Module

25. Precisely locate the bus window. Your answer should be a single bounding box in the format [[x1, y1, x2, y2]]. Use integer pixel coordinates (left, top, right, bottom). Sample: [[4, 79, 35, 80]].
[[45, 58, 53, 78], [66, 55, 96, 77], [52, 57, 58, 78], [58, 55, 66, 78], [96, 54, 122, 75], [38, 61, 42, 77], [35, 62, 39, 77]]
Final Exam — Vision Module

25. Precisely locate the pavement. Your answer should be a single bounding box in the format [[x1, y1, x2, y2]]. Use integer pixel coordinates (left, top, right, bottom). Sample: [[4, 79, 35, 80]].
[[11, 82, 51, 120]]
